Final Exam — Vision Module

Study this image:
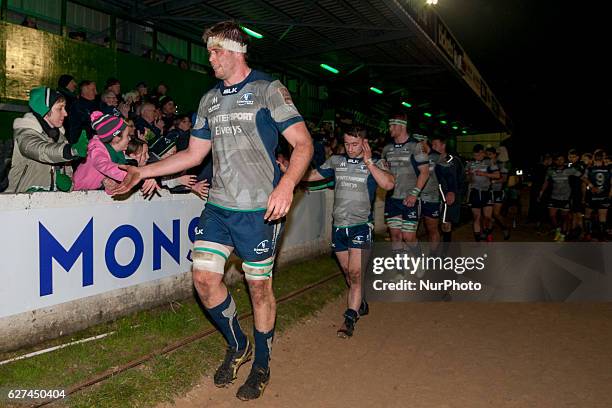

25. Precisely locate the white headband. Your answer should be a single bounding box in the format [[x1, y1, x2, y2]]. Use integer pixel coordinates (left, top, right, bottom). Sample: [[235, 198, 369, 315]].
[[207, 36, 247, 53], [389, 119, 407, 126]]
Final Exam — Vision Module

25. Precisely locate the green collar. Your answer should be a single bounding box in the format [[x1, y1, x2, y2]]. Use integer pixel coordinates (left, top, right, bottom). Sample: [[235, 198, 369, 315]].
[[104, 143, 126, 164]]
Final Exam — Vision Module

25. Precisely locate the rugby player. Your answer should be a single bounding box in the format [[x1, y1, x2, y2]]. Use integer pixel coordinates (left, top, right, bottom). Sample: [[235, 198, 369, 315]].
[[112, 21, 313, 400]]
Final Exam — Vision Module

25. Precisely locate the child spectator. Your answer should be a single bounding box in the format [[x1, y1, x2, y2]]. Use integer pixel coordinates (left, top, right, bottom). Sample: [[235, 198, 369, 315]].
[[73, 112, 129, 193]]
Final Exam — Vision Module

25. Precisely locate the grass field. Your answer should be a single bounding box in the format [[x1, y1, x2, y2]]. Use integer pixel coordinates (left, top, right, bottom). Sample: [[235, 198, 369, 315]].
[[0, 256, 345, 408]]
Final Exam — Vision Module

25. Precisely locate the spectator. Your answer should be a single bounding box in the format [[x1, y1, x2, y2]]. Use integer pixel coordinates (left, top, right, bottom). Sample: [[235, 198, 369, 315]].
[[104, 78, 122, 102], [125, 118, 137, 138], [57, 74, 78, 132], [121, 90, 140, 119], [57, 74, 77, 109], [149, 83, 167, 107], [134, 102, 163, 142], [68, 80, 99, 143], [158, 95, 176, 132], [73, 111, 155, 194], [6, 87, 87, 193], [177, 113, 210, 199], [136, 81, 148, 101], [178, 59, 189, 70], [21, 16, 37, 29], [125, 137, 149, 167], [164, 54, 174, 65], [99, 90, 121, 117], [156, 83, 168, 98]]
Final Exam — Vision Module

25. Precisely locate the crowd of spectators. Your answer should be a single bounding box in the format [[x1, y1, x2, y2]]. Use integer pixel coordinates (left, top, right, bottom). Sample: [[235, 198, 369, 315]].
[[1, 73, 210, 199]]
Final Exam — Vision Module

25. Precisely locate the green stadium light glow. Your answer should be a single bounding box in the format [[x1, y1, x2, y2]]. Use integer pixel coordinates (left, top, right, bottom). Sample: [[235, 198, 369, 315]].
[[440, 120, 447, 124], [369, 87, 383, 94], [401, 101, 412, 108], [452, 125, 459, 130], [424, 112, 432, 117], [240, 26, 263, 39], [320, 64, 339, 74]]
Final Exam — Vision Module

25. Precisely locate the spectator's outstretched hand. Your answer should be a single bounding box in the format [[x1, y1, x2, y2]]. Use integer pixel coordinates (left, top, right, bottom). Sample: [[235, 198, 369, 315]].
[[191, 179, 210, 200], [111, 165, 143, 196], [178, 174, 197, 187], [141, 179, 160, 199]]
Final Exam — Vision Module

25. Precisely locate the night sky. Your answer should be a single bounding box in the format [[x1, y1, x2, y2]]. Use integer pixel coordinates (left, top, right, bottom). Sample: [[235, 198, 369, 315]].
[[436, 0, 604, 166]]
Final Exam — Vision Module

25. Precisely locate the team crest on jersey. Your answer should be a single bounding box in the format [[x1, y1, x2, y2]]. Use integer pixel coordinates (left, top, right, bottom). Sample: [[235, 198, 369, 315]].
[[237, 92, 254, 106]]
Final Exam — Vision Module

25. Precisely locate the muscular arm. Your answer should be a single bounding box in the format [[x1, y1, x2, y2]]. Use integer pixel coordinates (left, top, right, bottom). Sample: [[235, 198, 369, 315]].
[[303, 169, 326, 182], [415, 163, 430, 192], [139, 137, 210, 179], [279, 122, 313, 187], [111, 137, 210, 195], [264, 121, 313, 220]]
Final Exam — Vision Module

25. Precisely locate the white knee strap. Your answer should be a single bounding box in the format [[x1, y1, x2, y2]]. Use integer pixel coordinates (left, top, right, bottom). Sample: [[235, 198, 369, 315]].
[[242, 256, 275, 281], [401, 221, 418, 233], [386, 216, 403, 230], [192, 241, 230, 274]]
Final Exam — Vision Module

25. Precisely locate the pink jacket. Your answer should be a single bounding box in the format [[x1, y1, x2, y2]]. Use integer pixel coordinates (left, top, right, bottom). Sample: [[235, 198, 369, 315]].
[[73, 136, 126, 193]]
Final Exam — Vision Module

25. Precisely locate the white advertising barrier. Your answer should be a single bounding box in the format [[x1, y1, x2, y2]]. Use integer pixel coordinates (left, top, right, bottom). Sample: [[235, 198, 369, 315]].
[[0, 189, 333, 352], [0, 192, 202, 319]]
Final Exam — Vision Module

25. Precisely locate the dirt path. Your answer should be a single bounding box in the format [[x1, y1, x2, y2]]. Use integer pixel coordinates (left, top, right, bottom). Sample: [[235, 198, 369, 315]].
[[159, 296, 612, 408]]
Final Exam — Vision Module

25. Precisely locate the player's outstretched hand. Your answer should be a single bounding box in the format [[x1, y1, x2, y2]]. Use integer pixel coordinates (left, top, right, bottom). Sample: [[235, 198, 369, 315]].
[[111, 165, 143, 196], [265, 178, 294, 221]]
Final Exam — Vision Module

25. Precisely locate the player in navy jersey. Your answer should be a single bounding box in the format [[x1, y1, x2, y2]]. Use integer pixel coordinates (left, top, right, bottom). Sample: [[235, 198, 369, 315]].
[[430, 135, 463, 243], [486, 147, 511, 240], [582, 150, 611, 241], [381, 114, 430, 248], [466, 144, 500, 241], [112, 21, 313, 400], [539, 153, 582, 241]]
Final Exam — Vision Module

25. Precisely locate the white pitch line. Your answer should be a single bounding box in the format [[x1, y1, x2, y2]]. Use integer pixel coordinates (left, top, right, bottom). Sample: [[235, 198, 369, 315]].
[[0, 332, 115, 366]]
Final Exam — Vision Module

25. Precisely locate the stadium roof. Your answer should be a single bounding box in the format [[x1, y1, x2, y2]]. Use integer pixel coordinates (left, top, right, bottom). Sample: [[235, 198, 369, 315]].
[[82, 0, 510, 134]]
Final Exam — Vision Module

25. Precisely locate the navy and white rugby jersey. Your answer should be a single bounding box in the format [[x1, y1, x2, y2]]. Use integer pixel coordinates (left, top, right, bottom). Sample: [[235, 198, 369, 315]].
[[546, 167, 582, 200], [381, 140, 428, 199], [584, 164, 611, 199], [192, 70, 303, 211], [318, 155, 386, 227]]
